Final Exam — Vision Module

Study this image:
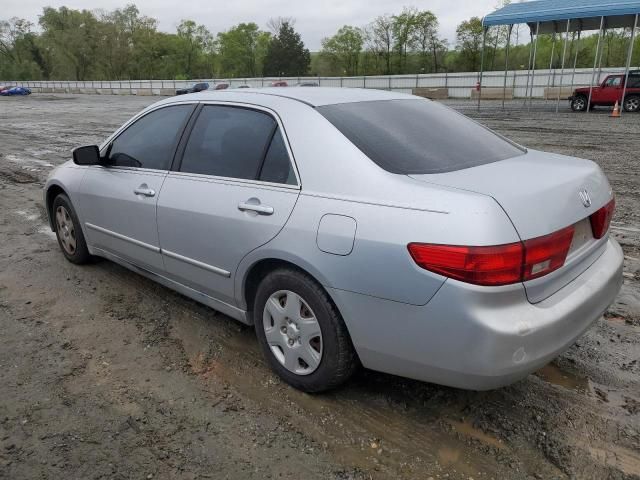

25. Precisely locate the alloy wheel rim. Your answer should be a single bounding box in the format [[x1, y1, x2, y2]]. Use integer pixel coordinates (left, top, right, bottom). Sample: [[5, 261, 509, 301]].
[[55, 206, 76, 255], [575, 98, 586, 110], [625, 98, 639, 111], [263, 290, 323, 375]]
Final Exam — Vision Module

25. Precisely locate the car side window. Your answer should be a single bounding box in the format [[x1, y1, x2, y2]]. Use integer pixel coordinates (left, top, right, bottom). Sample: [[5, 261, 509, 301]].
[[180, 105, 276, 180], [108, 105, 193, 170], [628, 76, 640, 88], [605, 77, 622, 87], [259, 128, 297, 185]]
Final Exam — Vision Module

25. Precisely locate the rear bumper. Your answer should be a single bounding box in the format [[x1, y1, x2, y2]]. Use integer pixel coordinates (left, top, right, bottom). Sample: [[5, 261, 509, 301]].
[[330, 238, 623, 390]]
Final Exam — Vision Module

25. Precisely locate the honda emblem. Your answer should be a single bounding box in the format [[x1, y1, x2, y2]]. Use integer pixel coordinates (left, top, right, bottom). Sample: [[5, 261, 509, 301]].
[[579, 189, 592, 208]]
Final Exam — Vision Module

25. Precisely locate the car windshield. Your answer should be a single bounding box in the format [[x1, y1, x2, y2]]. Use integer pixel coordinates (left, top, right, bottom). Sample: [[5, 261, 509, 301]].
[[317, 99, 525, 174]]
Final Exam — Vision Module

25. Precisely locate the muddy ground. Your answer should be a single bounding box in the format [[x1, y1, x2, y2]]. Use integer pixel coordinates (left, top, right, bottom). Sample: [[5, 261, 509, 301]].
[[0, 94, 638, 480]]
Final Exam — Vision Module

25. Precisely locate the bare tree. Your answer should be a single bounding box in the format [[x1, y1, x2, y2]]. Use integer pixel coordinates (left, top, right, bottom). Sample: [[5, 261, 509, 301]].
[[267, 17, 295, 34]]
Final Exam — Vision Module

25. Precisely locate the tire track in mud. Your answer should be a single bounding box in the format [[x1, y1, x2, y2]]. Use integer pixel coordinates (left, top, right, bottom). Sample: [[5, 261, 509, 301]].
[[99, 266, 554, 479]]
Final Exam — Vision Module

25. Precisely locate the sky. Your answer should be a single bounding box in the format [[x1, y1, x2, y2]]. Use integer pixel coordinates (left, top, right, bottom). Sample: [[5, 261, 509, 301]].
[[4, 0, 498, 50]]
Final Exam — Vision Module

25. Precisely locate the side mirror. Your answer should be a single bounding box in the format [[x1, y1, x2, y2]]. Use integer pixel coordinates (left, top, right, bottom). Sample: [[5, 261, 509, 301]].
[[72, 145, 101, 165]]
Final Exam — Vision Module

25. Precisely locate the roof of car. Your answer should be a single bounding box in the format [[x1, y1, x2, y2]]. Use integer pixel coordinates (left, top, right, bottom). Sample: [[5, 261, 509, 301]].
[[174, 87, 415, 107], [608, 70, 640, 76]]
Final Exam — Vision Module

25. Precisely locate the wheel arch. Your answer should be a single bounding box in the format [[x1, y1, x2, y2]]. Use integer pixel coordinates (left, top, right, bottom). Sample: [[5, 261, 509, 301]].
[[238, 252, 336, 322], [45, 183, 68, 231], [240, 254, 361, 370]]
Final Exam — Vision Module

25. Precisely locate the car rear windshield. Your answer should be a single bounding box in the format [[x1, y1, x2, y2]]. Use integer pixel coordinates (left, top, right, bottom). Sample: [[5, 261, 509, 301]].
[[317, 99, 525, 174]]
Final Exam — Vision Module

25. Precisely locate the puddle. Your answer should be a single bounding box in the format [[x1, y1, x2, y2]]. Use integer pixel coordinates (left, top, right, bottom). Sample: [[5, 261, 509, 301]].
[[535, 363, 591, 393], [605, 314, 630, 325], [437, 446, 461, 465], [448, 418, 505, 450]]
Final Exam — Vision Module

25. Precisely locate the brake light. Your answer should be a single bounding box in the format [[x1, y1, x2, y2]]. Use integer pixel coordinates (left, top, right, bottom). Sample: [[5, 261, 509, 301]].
[[408, 242, 524, 286], [522, 226, 575, 280], [590, 198, 615, 239], [408, 225, 575, 286]]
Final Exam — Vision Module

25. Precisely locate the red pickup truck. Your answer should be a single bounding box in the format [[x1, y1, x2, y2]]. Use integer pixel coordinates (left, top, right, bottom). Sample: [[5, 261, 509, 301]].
[[569, 70, 640, 112]]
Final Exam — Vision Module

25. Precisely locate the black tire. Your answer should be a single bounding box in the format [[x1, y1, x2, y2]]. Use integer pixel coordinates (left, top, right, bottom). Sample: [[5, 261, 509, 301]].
[[52, 194, 91, 264], [253, 268, 358, 393], [570, 94, 587, 112], [623, 95, 640, 112]]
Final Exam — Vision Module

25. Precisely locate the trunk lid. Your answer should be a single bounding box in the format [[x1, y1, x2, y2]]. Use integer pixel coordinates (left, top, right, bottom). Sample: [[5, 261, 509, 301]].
[[409, 149, 613, 303]]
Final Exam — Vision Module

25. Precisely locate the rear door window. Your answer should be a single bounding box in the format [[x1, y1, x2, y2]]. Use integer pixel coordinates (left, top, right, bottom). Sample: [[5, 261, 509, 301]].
[[627, 75, 640, 88], [317, 99, 525, 174], [258, 128, 296, 185], [180, 105, 276, 180]]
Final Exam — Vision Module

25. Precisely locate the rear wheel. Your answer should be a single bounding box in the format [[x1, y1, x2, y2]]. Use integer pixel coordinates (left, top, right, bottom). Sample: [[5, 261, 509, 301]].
[[253, 268, 358, 392], [570, 95, 587, 112], [623, 95, 640, 112], [52, 194, 91, 264]]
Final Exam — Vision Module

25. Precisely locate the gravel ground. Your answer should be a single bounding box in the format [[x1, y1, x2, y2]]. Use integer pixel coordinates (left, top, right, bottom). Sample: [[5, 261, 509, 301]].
[[0, 94, 638, 480]]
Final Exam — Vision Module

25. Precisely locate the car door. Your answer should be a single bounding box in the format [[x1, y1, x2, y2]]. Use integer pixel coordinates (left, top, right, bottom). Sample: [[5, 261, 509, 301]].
[[156, 103, 300, 306], [601, 76, 622, 104], [77, 103, 196, 272]]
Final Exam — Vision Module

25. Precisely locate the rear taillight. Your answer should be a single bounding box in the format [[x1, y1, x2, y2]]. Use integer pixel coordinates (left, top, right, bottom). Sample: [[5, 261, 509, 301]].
[[407, 242, 523, 286], [590, 198, 615, 239], [408, 225, 575, 286], [522, 225, 575, 281]]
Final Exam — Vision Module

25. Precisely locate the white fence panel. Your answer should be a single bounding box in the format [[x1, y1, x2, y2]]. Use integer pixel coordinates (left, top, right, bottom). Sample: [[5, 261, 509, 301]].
[[7, 67, 634, 98]]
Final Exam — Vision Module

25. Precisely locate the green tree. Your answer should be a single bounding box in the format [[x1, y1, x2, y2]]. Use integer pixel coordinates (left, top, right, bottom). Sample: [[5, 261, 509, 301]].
[[39, 7, 102, 80], [217, 23, 270, 77], [263, 21, 310, 76], [99, 5, 158, 79], [177, 20, 214, 78], [320, 25, 363, 75], [4, 5, 640, 81], [369, 14, 394, 74], [0, 18, 44, 79], [455, 16, 484, 72], [411, 10, 446, 72], [489, 0, 511, 70], [392, 7, 418, 73]]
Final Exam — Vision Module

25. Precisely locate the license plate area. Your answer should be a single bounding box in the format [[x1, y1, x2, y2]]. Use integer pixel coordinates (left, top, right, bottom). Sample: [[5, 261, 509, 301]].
[[567, 218, 594, 259]]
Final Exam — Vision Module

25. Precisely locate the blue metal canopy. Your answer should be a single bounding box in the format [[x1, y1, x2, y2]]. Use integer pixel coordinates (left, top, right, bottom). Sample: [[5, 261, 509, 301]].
[[483, 0, 640, 32]]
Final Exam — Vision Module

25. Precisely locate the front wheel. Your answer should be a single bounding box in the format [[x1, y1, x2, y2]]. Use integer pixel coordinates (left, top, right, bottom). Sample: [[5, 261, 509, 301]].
[[623, 95, 640, 112], [52, 194, 91, 264], [254, 268, 358, 392], [570, 95, 587, 112]]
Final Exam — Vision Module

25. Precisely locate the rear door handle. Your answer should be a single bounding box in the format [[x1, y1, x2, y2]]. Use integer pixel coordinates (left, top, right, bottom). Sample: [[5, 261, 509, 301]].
[[238, 202, 274, 215], [134, 185, 156, 197]]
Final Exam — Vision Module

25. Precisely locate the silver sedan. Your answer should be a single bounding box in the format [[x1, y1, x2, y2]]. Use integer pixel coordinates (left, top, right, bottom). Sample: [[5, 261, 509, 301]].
[[44, 88, 623, 392]]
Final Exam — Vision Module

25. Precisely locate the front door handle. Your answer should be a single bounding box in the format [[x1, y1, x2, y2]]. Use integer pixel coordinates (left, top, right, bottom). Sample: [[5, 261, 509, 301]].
[[134, 184, 156, 197], [238, 201, 274, 215]]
